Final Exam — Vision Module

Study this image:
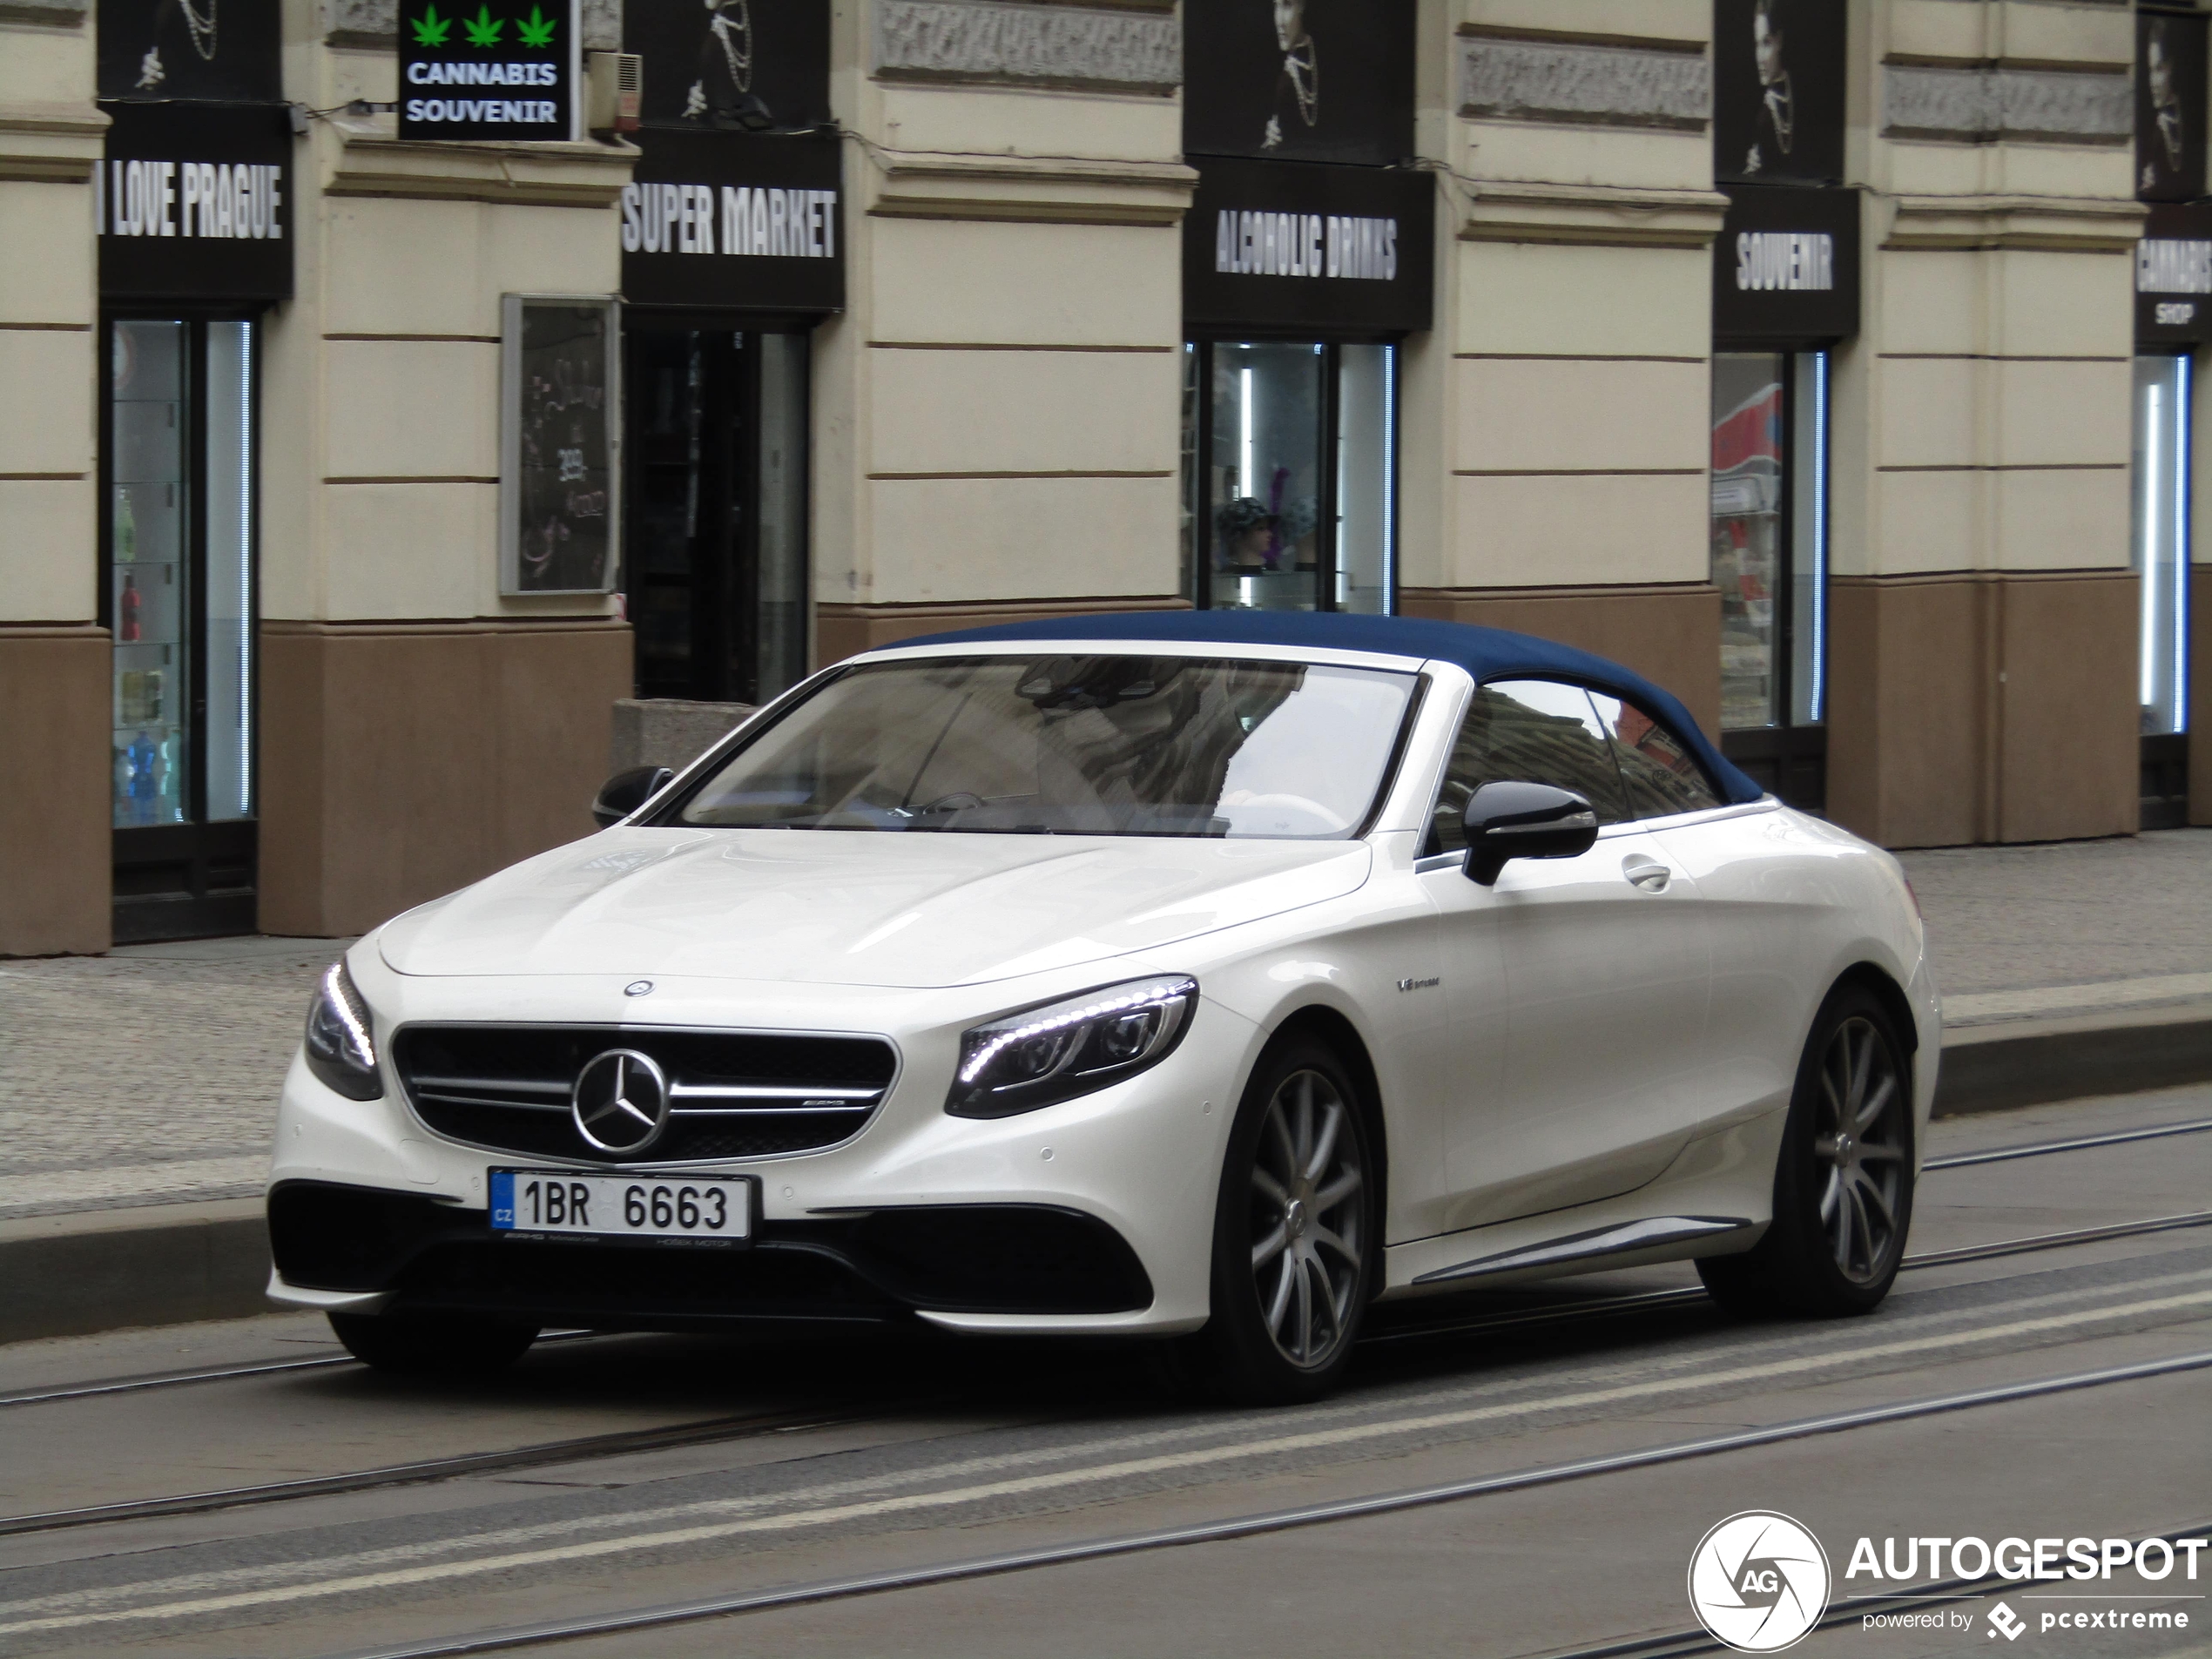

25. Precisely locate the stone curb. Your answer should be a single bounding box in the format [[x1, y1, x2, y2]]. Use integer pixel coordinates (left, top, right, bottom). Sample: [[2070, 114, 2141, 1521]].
[[1932, 1001, 2212, 1118], [0, 1198, 269, 1345], [5, 1004, 2209, 1345]]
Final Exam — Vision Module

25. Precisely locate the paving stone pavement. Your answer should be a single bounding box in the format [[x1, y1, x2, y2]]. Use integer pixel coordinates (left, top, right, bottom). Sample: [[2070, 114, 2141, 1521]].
[[0, 937, 345, 1220], [1, 829, 2207, 1222]]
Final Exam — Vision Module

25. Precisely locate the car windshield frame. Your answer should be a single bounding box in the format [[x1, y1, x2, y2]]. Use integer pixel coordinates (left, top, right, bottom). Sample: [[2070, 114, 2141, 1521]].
[[641, 649, 1430, 842]]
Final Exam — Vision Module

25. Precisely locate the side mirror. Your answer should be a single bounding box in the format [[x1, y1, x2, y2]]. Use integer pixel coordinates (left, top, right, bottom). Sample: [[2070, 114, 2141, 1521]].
[[592, 765, 674, 829], [1463, 781, 1599, 886]]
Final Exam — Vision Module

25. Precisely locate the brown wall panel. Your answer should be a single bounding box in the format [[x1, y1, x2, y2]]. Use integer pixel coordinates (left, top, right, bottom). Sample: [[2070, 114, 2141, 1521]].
[[259, 620, 631, 937], [1826, 576, 1985, 849], [1994, 571, 2139, 844], [488, 625, 636, 871], [1828, 571, 2139, 849], [0, 627, 112, 956], [813, 596, 1190, 668], [2193, 565, 2212, 827], [1397, 584, 1723, 738]]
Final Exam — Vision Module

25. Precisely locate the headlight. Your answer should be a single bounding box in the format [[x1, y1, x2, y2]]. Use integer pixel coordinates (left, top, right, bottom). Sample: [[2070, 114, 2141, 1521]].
[[948, 975, 1198, 1119], [304, 961, 382, 1100]]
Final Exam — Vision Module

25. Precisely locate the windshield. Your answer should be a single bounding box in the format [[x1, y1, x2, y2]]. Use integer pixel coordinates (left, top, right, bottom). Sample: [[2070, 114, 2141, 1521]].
[[673, 654, 1419, 838]]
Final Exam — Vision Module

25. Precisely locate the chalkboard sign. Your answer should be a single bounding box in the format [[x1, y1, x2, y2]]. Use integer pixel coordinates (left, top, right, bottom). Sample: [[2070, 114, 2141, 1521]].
[[501, 295, 617, 594]]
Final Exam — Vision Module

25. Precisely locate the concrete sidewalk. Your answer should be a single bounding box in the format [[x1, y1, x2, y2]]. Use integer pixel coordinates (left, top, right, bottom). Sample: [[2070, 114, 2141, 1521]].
[[0, 829, 2207, 1339]]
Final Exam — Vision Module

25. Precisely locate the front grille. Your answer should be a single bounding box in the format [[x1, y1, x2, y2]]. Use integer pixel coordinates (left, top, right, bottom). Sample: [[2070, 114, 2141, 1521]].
[[392, 1025, 899, 1165]]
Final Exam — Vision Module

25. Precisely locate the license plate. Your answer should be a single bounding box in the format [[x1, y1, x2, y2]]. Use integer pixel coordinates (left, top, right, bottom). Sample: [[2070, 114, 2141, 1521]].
[[489, 1170, 754, 1244]]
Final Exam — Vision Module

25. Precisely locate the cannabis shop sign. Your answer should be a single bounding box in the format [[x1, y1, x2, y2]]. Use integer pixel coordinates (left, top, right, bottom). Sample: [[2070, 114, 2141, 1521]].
[[400, 0, 576, 141]]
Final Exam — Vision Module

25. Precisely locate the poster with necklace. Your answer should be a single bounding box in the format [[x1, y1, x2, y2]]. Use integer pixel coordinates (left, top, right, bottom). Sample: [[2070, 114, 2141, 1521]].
[[1182, 0, 1413, 168], [98, 0, 280, 102], [623, 0, 830, 132]]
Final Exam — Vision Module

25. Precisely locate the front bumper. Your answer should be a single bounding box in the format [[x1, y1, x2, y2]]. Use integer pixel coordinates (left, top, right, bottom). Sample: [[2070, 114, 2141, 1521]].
[[266, 1180, 1153, 1331], [269, 960, 1257, 1335]]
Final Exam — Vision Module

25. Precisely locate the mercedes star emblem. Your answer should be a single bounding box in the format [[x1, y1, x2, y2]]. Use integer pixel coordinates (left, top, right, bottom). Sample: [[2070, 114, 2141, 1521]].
[[570, 1049, 671, 1156], [624, 980, 654, 997]]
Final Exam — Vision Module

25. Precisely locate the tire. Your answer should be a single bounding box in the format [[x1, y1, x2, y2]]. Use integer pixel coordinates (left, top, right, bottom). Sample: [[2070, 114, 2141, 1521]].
[[327, 1311, 539, 1378], [1698, 984, 1916, 1318], [1180, 1035, 1379, 1405]]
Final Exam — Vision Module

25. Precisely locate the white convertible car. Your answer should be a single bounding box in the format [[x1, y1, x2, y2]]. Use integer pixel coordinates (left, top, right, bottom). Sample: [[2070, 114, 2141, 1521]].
[[267, 612, 1938, 1401]]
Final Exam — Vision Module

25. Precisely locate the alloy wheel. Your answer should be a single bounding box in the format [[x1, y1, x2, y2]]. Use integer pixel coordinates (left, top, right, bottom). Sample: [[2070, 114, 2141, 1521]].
[[1247, 1068, 1366, 1367], [1812, 1015, 1907, 1284]]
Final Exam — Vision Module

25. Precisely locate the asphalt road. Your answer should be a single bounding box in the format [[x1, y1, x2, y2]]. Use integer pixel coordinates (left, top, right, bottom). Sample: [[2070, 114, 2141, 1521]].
[[1, 1086, 2207, 1659]]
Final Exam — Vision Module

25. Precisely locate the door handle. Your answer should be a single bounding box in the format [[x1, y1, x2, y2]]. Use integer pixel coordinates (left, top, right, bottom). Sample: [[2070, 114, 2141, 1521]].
[[1622, 854, 1672, 893]]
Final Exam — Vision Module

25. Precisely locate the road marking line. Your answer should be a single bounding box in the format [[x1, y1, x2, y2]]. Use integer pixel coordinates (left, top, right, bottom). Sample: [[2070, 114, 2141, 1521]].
[[3, 1286, 2208, 1637], [7, 1268, 2205, 1621]]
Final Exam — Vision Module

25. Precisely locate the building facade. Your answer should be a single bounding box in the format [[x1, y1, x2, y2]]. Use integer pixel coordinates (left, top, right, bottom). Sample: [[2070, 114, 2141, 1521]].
[[0, 0, 2206, 957]]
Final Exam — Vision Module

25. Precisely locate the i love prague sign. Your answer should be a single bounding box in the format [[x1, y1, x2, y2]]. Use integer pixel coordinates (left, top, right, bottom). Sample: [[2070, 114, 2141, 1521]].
[[398, 0, 576, 142]]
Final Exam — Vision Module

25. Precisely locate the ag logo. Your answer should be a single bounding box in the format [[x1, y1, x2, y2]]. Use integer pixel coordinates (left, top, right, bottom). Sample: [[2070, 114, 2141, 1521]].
[[1688, 1511, 1832, 1652]]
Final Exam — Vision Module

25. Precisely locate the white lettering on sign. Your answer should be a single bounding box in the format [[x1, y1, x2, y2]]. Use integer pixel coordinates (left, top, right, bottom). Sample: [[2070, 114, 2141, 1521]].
[[2156, 301, 2198, 326], [2139, 239, 2212, 294], [402, 98, 559, 123], [1735, 230, 1834, 292], [100, 158, 283, 239], [1211, 209, 1398, 281], [618, 183, 840, 259], [405, 60, 561, 86]]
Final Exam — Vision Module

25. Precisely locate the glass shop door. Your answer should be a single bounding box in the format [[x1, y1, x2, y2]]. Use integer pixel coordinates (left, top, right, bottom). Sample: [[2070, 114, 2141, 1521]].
[[2133, 353, 2192, 829], [1712, 348, 1830, 812], [104, 317, 259, 942]]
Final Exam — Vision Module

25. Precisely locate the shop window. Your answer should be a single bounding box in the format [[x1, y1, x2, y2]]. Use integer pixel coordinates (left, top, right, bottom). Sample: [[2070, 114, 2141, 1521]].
[[2133, 353, 2193, 827], [623, 327, 810, 706], [1711, 348, 1828, 810], [105, 315, 259, 940], [1184, 339, 1396, 614]]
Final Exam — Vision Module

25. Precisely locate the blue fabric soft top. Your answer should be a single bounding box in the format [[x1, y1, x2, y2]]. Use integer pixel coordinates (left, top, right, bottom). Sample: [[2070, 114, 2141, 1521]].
[[896, 609, 1765, 806]]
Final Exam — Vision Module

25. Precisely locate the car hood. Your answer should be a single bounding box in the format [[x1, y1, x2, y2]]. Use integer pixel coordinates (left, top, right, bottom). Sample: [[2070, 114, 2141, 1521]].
[[377, 828, 1372, 988]]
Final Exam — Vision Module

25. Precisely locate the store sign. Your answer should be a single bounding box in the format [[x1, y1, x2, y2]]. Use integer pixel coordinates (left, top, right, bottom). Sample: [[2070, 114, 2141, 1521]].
[[1712, 185, 1858, 343], [1713, 0, 1845, 186], [98, 0, 280, 102], [1183, 157, 1433, 334], [399, 0, 576, 141], [1183, 0, 1414, 167], [501, 295, 617, 594], [98, 102, 293, 302], [2137, 7, 2209, 203], [624, 0, 831, 131], [618, 130, 843, 311], [2137, 204, 2212, 344]]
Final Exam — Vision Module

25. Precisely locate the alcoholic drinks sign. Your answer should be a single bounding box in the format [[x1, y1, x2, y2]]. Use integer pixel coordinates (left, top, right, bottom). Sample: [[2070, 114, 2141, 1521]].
[[399, 0, 576, 141]]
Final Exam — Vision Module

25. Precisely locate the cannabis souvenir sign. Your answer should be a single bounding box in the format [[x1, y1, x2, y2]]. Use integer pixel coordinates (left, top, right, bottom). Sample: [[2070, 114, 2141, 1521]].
[[399, 0, 577, 141]]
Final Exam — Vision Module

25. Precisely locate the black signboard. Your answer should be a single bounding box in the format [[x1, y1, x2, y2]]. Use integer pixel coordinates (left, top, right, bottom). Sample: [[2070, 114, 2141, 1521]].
[[2138, 7, 2209, 203], [98, 0, 280, 102], [1183, 0, 1413, 167], [98, 102, 293, 302], [1714, 0, 1845, 186], [1183, 157, 1433, 336], [624, 0, 830, 132], [1712, 185, 1860, 344], [502, 297, 616, 593], [2137, 203, 2212, 343], [620, 129, 842, 312], [399, 0, 576, 142]]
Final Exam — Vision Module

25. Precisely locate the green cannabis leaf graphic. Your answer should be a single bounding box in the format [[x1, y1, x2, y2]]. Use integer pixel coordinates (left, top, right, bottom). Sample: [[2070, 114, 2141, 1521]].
[[462, 3, 503, 44], [409, 3, 451, 44], [516, 4, 556, 46]]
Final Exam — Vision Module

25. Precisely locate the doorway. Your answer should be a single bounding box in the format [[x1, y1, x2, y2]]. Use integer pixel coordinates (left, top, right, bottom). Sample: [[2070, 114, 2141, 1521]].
[[622, 326, 809, 706], [102, 315, 258, 942], [1184, 339, 1397, 614]]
